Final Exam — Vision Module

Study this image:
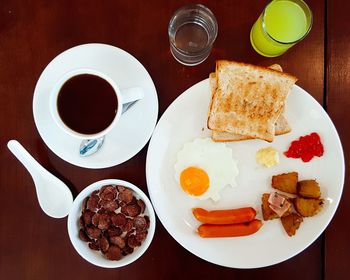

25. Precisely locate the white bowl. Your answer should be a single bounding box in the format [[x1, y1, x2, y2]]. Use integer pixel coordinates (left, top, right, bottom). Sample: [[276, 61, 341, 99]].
[[67, 179, 156, 268]]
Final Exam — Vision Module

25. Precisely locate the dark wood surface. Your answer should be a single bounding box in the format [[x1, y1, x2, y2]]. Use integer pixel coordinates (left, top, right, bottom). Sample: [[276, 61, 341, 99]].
[[0, 0, 347, 279], [325, 0, 350, 279]]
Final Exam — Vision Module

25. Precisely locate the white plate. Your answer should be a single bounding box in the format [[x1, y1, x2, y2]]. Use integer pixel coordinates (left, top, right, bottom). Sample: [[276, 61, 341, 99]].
[[146, 79, 345, 268], [33, 44, 158, 169], [67, 179, 156, 268]]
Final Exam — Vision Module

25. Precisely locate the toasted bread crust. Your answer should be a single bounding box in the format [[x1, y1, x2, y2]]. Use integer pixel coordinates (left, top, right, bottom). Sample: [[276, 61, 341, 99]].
[[215, 60, 297, 82], [208, 63, 292, 142], [207, 72, 218, 131], [208, 60, 297, 142], [211, 117, 291, 142]]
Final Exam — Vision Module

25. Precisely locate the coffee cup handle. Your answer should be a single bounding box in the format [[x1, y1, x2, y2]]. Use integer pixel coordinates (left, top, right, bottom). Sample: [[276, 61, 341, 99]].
[[120, 87, 144, 104]]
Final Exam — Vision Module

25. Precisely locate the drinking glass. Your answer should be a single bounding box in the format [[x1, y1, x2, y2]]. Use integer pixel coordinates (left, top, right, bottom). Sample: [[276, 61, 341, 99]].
[[168, 4, 218, 66], [250, 0, 312, 57]]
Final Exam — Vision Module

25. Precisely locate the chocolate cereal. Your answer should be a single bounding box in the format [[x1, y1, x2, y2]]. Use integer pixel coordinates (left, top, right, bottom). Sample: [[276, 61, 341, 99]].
[[78, 185, 150, 261]]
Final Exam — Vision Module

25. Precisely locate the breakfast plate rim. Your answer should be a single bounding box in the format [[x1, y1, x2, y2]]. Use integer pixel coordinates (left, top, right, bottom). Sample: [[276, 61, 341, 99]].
[[145, 78, 345, 268]]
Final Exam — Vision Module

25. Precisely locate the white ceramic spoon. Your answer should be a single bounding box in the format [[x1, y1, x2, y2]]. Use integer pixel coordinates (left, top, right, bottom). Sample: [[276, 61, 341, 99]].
[[7, 140, 73, 218]]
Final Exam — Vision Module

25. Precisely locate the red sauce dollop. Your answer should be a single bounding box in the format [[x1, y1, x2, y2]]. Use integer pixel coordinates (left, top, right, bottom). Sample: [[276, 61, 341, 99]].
[[284, 132, 324, 162]]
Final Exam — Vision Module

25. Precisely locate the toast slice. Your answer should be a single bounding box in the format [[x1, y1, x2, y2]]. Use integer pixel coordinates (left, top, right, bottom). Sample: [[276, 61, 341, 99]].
[[207, 60, 297, 142], [212, 117, 291, 141], [209, 64, 291, 142]]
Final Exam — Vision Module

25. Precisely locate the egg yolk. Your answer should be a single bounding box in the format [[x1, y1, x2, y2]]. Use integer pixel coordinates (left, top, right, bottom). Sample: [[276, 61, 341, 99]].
[[180, 167, 210, 196]]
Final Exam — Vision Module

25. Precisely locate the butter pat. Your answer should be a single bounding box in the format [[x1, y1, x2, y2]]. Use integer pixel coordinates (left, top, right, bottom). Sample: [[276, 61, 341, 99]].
[[256, 147, 279, 167]]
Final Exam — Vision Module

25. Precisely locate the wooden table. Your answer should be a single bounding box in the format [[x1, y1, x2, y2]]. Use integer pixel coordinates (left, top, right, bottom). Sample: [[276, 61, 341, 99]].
[[0, 0, 348, 278]]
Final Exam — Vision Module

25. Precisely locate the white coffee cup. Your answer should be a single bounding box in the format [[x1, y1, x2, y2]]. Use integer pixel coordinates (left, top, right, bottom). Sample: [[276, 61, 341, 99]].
[[49, 68, 144, 140]]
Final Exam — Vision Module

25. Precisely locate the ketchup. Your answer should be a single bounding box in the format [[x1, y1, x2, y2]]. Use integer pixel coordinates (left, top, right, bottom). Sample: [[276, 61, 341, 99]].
[[284, 132, 324, 162]]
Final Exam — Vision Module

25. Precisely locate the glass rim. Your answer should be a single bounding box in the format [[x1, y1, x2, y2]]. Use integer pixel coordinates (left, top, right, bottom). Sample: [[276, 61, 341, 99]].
[[262, 0, 313, 45], [168, 4, 218, 55]]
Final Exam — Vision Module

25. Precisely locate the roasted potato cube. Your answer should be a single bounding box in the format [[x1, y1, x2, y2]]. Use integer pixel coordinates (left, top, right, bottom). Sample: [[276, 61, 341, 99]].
[[271, 172, 298, 194], [261, 193, 292, 221], [281, 213, 303, 237], [298, 180, 321, 198], [294, 197, 324, 217]]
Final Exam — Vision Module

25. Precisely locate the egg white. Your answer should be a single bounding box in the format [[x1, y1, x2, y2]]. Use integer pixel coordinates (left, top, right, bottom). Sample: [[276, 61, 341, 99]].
[[174, 137, 239, 201]]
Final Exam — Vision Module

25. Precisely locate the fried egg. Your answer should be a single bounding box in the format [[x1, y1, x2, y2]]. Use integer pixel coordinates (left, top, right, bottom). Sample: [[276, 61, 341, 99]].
[[174, 137, 239, 201]]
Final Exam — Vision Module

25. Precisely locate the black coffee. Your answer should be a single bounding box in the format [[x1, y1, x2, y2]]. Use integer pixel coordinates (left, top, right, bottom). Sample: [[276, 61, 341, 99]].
[[57, 74, 118, 135]]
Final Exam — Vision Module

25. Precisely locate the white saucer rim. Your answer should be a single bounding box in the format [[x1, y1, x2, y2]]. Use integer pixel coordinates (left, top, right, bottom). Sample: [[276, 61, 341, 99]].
[[32, 43, 159, 169]]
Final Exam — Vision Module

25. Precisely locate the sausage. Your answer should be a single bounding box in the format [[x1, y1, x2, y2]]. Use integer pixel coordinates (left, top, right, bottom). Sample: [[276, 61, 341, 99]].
[[197, 219, 263, 238], [192, 207, 256, 225]]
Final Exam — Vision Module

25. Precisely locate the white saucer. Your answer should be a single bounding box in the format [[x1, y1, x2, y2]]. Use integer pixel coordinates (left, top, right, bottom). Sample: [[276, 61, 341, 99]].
[[33, 44, 158, 169]]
